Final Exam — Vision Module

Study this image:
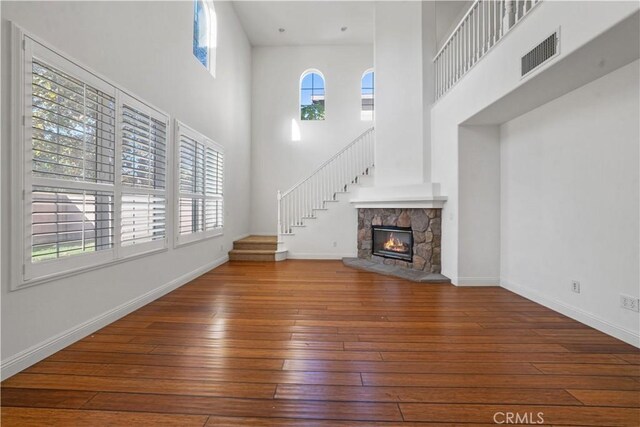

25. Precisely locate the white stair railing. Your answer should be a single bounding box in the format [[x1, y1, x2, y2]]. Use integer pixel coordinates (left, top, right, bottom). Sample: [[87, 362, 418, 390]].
[[278, 127, 375, 235], [434, 0, 541, 99]]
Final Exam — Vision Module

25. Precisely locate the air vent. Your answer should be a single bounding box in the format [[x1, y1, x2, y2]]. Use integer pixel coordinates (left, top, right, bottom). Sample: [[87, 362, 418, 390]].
[[521, 31, 559, 77]]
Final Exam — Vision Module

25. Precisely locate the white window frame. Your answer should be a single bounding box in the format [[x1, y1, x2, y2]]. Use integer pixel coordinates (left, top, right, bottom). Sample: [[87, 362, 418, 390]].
[[118, 93, 170, 259], [361, 68, 374, 121], [174, 120, 224, 247], [194, 0, 217, 77], [299, 69, 326, 121], [10, 24, 171, 290]]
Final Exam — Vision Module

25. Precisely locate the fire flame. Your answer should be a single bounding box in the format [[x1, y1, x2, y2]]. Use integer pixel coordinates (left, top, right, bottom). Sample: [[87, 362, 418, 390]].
[[383, 233, 409, 253]]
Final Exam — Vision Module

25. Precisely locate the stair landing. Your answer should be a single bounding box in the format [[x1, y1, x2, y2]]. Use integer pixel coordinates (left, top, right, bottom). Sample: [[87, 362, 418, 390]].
[[229, 235, 286, 261]]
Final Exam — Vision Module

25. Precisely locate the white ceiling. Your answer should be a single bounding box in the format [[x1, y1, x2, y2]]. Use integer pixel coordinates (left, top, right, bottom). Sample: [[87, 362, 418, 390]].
[[231, 1, 375, 46]]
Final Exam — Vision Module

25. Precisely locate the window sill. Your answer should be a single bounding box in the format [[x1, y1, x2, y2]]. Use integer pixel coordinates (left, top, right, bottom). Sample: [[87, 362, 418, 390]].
[[13, 246, 169, 292]]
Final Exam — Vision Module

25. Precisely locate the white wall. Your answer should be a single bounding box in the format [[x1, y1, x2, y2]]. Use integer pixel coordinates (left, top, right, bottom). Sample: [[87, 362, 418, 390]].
[[1, 1, 252, 377], [250, 45, 372, 234], [422, 1, 437, 183], [431, 1, 639, 285], [374, 1, 424, 187], [500, 60, 639, 344], [458, 125, 501, 285]]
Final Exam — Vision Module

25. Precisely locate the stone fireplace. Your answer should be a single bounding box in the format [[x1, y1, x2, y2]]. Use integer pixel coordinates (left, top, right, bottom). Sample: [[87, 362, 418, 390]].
[[358, 208, 441, 273]]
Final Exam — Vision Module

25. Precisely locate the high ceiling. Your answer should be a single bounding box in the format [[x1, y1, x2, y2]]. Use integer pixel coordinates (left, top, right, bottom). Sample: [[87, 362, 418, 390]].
[[231, 1, 375, 46]]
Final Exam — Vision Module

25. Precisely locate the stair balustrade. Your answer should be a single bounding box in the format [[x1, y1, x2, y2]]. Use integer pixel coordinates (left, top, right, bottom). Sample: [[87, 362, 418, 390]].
[[277, 127, 375, 235], [435, 0, 541, 99]]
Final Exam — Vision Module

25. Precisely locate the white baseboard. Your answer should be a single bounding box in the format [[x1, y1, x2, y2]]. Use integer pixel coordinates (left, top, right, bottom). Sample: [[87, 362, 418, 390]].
[[452, 276, 501, 286], [286, 252, 355, 260], [0, 255, 229, 380], [249, 231, 277, 236], [501, 279, 640, 348]]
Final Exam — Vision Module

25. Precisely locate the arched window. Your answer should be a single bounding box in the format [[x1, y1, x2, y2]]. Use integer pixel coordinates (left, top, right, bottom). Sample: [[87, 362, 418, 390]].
[[300, 70, 325, 121], [361, 70, 374, 120], [193, 0, 217, 76]]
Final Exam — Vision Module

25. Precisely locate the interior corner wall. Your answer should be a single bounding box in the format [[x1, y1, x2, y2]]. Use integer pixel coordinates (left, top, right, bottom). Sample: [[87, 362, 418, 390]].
[[249, 45, 373, 235], [374, 1, 423, 187], [458, 125, 500, 285], [422, 1, 436, 183], [1, 1, 252, 377], [500, 60, 640, 344]]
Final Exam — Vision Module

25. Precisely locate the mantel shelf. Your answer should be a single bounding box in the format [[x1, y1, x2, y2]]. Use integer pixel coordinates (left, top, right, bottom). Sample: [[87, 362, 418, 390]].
[[350, 196, 447, 209]]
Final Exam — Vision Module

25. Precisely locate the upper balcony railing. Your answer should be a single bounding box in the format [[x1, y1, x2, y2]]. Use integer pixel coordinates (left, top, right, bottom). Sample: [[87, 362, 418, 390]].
[[434, 0, 541, 99]]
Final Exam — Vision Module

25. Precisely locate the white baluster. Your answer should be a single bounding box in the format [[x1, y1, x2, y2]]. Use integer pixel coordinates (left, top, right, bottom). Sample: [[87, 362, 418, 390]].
[[436, 56, 439, 98], [482, 0, 486, 54], [278, 191, 282, 234], [492, 0, 496, 45], [455, 32, 459, 80]]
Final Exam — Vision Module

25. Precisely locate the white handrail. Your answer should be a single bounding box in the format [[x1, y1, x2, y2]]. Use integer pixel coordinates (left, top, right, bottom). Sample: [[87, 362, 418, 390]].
[[434, 0, 541, 100], [277, 127, 375, 235], [435, 0, 481, 61], [280, 127, 375, 198]]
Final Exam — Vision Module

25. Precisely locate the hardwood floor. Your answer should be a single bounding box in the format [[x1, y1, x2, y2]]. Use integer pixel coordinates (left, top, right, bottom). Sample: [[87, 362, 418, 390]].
[[2, 260, 639, 426]]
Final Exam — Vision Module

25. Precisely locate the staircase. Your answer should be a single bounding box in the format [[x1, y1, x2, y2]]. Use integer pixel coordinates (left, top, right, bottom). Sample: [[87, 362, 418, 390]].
[[228, 235, 286, 261], [275, 128, 375, 258], [278, 127, 375, 235]]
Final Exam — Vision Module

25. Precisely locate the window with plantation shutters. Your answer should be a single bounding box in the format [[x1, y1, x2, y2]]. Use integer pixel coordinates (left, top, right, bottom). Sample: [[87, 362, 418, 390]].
[[14, 31, 171, 287], [24, 40, 118, 282], [119, 94, 169, 255], [176, 121, 224, 245]]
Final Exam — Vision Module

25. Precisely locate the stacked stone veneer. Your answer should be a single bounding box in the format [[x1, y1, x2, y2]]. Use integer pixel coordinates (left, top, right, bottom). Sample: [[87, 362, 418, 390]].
[[357, 208, 442, 273]]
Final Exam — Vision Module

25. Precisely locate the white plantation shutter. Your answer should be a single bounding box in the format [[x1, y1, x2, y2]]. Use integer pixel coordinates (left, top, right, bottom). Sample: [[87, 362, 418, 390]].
[[204, 147, 223, 230], [25, 40, 118, 281], [176, 121, 224, 245], [119, 94, 169, 255], [18, 34, 171, 286], [31, 61, 116, 184]]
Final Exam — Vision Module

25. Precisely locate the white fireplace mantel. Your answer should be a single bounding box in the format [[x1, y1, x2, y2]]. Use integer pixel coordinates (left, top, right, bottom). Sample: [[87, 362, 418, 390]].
[[350, 196, 447, 209], [350, 183, 447, 209]]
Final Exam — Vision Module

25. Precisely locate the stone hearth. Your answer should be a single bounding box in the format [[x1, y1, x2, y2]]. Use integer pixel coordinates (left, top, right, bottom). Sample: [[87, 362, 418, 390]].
[[357, 208, 441, 273]]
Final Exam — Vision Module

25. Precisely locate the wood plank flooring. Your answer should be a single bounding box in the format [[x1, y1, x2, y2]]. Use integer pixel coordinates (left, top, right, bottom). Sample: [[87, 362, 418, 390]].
[[2, 260, 639, 426]]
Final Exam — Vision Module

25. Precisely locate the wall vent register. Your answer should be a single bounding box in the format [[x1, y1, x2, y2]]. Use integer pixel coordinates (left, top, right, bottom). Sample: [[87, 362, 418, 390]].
[[521, 30, 559, 77]]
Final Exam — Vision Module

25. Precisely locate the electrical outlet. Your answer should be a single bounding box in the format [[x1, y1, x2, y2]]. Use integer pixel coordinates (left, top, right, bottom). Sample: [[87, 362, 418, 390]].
[[332, 241, 337, 248], [621, 295, 640, 312], [220, 244, 224, 252], [571, 280, 580, 294]]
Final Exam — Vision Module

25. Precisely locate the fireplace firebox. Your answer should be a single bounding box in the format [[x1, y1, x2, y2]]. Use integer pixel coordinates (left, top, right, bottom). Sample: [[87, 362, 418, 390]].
[[372, 225, 413, 262]]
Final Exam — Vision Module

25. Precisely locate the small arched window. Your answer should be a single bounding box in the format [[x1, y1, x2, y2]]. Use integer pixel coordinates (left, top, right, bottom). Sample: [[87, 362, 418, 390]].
[[300, 71, 325, 121], [361, 70, 374, 120], [193, 0, 217, 76]]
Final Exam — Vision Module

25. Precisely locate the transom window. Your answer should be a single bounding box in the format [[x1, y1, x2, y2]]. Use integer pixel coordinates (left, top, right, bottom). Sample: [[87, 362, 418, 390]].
[[300, 71, 325, 121], [361, 70, 374, 121], [193, 0, 217, 76]]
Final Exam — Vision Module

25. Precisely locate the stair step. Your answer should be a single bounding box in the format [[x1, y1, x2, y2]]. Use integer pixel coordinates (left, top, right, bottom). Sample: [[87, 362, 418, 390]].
[[233, 235, 278, 251], [229, 249, 277, 262]]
